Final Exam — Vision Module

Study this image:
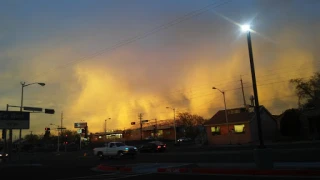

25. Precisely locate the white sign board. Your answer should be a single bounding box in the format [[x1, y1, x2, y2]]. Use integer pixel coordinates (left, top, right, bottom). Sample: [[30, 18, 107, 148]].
[[74, 122, 87, 128]]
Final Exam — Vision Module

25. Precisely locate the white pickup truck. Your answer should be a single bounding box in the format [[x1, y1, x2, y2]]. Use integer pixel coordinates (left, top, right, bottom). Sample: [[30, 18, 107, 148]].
[[93, 142, 137, 159]]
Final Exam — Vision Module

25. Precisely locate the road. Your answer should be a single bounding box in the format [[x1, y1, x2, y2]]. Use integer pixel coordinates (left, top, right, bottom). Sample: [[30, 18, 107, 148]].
[[1, 147, 320, 179], [1, 166, 319, 180]]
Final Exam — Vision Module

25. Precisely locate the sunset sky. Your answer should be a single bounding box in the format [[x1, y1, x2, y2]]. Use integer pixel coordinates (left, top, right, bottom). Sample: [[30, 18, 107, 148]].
[[0, 0, 319, 137]]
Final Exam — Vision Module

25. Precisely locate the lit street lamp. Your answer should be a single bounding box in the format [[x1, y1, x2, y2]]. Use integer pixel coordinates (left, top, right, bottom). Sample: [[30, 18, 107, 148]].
[[19, 82, 45, 143], [241, 24, 264, 148], [212, 87, 231, 144], [166, 107, 177, 144]]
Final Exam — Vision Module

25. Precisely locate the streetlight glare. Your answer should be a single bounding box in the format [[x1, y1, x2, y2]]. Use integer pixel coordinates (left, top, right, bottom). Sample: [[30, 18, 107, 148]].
[[241, 24, 251, 32], [38, 83, 45, 86]]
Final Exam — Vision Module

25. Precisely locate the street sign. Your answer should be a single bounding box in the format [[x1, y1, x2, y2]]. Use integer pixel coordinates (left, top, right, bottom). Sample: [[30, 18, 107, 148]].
[[141, 120, 148, 123], [45, 109, 55, 114], [23, 106, 43, 112], [74, 122, 87, 128], [0, 111, 30, 129]]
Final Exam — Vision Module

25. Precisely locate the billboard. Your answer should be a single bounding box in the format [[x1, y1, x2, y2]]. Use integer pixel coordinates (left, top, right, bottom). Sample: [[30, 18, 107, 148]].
[[0, 111, 30, 129], [74, 122, 87, 128]]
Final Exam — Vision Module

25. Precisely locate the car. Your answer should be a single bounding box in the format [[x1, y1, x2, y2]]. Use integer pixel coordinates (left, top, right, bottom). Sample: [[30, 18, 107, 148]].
[[177, 137, 192, 142], [0, 149, 8, 162], [139, 141, 166, 153], [93, 142, 137, 159]]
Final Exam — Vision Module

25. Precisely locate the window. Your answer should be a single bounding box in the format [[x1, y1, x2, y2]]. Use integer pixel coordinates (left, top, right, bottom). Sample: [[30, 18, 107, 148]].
[[234, 124, 245, 133], [211, 126, 221, 135], [115, 143, 125, 147]]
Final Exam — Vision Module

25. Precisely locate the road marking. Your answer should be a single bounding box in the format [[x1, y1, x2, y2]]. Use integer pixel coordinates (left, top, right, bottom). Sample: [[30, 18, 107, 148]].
[[56, 172, 152, 180]]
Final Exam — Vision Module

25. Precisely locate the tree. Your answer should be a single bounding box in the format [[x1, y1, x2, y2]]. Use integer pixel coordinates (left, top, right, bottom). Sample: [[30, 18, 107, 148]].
[[280, 109, 301, 138], [177, 112, 205, 138], [24, 134, 39, 144], [290, 72, 320, 108]]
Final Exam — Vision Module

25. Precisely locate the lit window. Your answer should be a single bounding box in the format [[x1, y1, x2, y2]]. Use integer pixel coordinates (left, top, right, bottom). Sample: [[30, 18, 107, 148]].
[[234, 124, 245, 133], [211, 126, 221, 135]]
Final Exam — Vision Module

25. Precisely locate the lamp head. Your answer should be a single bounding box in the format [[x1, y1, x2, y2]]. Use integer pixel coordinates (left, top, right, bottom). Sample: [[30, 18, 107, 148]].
[[212, 87, 217, 89], [241, 24, 251, 32], [38, 83, 45, 86]]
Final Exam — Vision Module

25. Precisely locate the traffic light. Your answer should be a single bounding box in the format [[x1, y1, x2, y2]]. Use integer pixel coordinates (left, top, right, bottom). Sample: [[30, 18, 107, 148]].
[[81, 128, 85, 134], [45, 127, 50, 131], [64, 134, 68, 144], [131, 122, 135, 125], [44, 109, 55, 114]]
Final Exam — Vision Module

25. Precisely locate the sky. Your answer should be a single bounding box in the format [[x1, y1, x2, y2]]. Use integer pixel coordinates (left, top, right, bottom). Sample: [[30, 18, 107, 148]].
[[0, 0, 319, 137]]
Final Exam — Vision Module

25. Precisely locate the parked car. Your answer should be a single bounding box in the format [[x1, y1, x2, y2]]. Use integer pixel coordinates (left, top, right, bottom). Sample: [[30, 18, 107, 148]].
[[139, 141, 166, 153]]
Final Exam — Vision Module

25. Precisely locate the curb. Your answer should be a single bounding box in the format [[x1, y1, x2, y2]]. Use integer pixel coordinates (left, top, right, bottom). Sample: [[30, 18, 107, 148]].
[[96, 165, 133, 173], [157, 167, 320, 176]]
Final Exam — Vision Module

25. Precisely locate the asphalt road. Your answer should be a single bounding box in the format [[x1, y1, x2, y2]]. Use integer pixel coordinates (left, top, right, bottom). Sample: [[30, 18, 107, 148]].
[[1, 167, 319, 180], [3, 147, 320, 167], [1, 147, 320, 179]]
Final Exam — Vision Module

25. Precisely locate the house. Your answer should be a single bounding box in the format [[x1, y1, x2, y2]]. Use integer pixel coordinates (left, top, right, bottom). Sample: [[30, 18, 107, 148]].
[[204, 106, 278, 145]]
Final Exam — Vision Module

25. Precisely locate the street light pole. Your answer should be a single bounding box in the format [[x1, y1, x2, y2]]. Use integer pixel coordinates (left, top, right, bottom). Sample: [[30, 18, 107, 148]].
[[166, 107, 177, 144], [242, 25, 264, 148], [105, 118, 110, 142], [50, 123, 60, 153], [212, 87, 231, 144], [19, 82, 45, 141]]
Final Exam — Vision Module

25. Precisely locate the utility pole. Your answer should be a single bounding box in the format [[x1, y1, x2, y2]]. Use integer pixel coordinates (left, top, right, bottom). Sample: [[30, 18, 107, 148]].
[[240, 75, 247, 108], [139, 113, 143, 141], [6, 104, 12, 160], [60, 112, 63, 152], [61, 112, 63, 135]]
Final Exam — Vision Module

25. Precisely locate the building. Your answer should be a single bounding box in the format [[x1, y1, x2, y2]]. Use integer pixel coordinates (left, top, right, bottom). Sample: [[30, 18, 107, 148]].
[[124, 119, 184, 140], [204, 106, 278, 145]]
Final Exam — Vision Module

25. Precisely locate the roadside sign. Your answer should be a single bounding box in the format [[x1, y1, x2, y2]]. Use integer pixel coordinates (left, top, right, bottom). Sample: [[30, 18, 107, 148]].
[[74, 122, 87, 128], [141, 120, 148, 123], [0, 111, 30, 129], [23, 106, 43, 112], [44, 109, 55, 114]]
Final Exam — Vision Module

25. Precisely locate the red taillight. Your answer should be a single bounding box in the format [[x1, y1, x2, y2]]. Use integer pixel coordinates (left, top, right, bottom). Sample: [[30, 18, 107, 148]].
[[164, 144, 166, 147], [157, 146, 161, 148]]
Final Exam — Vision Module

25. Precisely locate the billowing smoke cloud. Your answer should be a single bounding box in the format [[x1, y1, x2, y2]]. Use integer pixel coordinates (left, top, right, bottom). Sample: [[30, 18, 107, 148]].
[[0, 0, 319, 135]]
